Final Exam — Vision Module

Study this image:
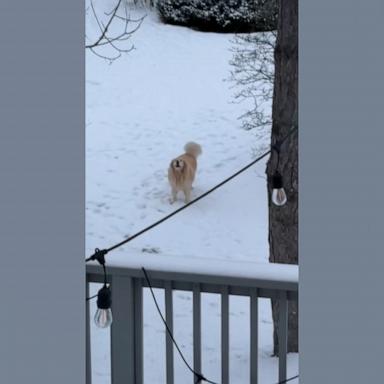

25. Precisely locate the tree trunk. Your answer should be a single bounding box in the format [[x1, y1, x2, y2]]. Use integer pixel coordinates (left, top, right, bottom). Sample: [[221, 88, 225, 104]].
[[266, 0, 298, 355]]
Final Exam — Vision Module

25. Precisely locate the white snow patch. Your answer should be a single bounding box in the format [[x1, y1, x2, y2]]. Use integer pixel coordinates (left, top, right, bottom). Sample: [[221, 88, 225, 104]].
[[89, 253, 298, 284]]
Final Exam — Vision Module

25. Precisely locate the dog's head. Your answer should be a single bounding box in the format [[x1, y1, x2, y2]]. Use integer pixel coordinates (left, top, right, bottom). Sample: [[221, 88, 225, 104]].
[[171, 158, 185, 172]]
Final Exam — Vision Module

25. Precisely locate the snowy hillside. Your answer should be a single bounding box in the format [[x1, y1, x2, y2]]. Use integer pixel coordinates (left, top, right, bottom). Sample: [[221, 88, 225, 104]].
[[86, 5, 298, 384]]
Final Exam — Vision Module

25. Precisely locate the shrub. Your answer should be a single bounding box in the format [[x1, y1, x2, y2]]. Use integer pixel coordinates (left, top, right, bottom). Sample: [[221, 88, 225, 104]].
[[156, 0, 278, 33]]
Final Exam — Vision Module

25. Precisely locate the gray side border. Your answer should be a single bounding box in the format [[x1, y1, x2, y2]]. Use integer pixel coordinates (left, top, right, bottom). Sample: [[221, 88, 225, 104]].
[[300, 1, 384, 383], [0, 1, 85, 383]]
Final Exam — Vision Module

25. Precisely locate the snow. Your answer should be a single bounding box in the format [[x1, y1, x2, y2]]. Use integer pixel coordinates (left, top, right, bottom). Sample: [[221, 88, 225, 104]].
[[86, 5, 298, 384], [89, 252, 298, 285]]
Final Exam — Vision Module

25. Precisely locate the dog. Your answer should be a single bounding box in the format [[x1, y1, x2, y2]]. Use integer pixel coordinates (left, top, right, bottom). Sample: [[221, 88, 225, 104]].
[[168, 142, 202, 204]]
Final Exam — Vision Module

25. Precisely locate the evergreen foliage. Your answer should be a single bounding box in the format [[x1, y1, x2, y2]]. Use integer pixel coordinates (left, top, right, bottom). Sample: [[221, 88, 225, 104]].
[[157, 0, 278, 33]]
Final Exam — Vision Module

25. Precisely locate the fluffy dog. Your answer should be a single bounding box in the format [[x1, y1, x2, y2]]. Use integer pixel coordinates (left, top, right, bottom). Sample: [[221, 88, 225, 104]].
[[168, 142, 202, 204]]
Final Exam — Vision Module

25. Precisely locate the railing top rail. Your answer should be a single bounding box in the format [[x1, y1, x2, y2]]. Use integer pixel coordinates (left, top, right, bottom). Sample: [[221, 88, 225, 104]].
[[86, 252, 298, 293]]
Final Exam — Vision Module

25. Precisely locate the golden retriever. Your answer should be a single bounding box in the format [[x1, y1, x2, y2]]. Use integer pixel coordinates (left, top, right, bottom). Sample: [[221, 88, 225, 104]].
[[168, 142, 202, 204]]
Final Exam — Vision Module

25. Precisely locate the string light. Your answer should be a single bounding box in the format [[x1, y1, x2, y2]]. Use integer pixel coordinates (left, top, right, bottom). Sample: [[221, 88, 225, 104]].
[[94, 284, 113, 328], [87, 248, 113, 328], [270, 126, 295, 207], [271, 171, 287, 206]]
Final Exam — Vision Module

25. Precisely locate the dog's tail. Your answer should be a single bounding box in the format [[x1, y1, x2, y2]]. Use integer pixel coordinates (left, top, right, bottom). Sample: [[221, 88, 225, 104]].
[[184, 142, 202, 158]]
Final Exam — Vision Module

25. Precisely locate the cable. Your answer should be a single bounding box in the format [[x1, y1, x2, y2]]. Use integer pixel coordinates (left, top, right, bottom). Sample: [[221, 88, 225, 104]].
[[143, 267, 298, 384], [86, 150, 269, 261], [276, 374, 299, 383], [86, 252, 109, 302], [142, 267, 219, 384], [86, 125, 297, 263]]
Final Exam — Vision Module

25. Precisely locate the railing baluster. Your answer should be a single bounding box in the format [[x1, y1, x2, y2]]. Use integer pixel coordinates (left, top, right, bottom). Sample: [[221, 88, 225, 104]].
[[134, 278, 144, 384], [86, 280, 92, 384], [165, 281, 174, 384], [250, 288, 258, 384], [278, 291, 288, 383], [111, 276, 135, 384], [193, 283, 202, 377], [221, 286, 229, 384]]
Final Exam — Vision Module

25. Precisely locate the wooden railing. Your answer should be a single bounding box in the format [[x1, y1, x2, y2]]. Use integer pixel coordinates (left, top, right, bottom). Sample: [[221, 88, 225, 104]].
[[86, 255, 298, 384]]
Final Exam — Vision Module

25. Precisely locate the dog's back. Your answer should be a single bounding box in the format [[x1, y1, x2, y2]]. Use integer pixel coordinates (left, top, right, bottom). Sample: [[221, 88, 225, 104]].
[[179, 153, 197, 173], [168, 153, 196, 188]]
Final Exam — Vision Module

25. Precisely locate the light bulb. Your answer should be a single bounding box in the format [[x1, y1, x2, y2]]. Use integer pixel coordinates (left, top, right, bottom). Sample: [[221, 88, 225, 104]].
[[94, 308, 113, 328], [271, 172, 287, 206], [272, 188, 287, 206], [94, 284, 113, 328]]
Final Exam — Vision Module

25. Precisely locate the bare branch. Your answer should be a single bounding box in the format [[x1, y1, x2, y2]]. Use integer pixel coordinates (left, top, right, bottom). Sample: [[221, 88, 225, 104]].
[[87, 0, 123, 49], [228, 31, 276, 148], [86, 0, 145, 61], [89, 46, 121, 63]]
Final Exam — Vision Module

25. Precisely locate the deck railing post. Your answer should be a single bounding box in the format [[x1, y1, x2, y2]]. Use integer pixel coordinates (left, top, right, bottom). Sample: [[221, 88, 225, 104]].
[[111, 275, 136, 384], [134, 278, 144, 384], [86, 280, 92, 384], [193, 283, 202, 377], [250, 288, 259, 384], [278, 291, 288, 383], [221, 286, 230, 384], [165, 281, 174, 384]]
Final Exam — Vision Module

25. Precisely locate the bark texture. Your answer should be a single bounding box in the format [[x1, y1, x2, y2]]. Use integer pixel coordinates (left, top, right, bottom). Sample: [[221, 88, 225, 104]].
[[266, 0, 298, 355]]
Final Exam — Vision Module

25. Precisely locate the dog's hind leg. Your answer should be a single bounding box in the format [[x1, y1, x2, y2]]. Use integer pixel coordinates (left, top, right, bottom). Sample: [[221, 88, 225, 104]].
[[170, 187, 178, 204], [183, 187, 192, 204]]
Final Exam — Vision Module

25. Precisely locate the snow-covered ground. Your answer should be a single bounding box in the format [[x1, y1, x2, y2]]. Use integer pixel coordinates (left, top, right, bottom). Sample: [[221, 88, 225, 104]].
[[86, 5, 298, 384]]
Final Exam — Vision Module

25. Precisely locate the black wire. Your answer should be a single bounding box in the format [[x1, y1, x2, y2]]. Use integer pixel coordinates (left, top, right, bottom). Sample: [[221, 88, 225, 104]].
[[102, 263, 107, 285], [272, 124, 298, 173], [143, 267, 298, 384], [106, 149, 271, 254], [276, 374, 299, 383], [86, 124, 297, 262], [142, 267, 219, 384], [274, 145, 281, 172], [86, 262, 108, 302]]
